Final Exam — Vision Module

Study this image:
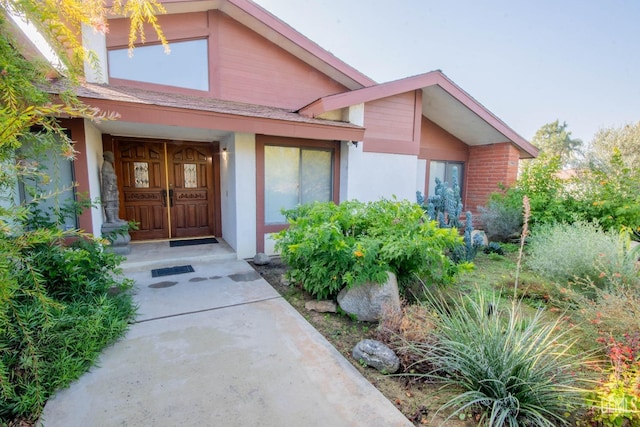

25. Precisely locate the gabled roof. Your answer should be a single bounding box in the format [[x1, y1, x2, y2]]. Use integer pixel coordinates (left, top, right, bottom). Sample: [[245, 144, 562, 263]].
[[109, 0, 376, 90], [299, 71, 538, 159]]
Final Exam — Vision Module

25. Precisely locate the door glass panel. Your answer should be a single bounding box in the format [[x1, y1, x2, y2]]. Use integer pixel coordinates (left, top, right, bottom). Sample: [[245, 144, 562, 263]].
[[183, 163, 197, 188], [265, 146, 299, 224], [134, 162, 149, 188], [301, 150, 332, 205]]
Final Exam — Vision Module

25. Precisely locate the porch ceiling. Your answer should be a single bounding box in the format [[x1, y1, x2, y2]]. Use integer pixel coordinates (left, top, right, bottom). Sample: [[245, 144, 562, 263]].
[[422, 85, 508, 146]]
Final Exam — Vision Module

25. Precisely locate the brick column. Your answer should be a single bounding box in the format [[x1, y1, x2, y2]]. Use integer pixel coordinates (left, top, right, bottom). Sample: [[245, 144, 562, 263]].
[[466, 143, 520, 217]]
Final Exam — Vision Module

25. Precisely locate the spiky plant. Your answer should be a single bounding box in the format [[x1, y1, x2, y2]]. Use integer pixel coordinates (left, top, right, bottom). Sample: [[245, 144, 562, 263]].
[[405, 291, 590, 426]]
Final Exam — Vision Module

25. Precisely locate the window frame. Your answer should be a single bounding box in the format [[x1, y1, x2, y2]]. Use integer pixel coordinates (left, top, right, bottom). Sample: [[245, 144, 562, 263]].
[[107, 38, 210, 92], [263, 145, 334, 225], [428, 160, 465, 199], [256, 136, 341, 251]]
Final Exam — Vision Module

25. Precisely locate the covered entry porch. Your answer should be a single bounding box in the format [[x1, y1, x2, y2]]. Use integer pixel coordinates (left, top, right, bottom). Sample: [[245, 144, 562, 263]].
[[66, 82, 364, 258]]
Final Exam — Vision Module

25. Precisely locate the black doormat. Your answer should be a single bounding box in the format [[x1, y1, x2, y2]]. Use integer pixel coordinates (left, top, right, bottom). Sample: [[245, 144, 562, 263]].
[[151, 265, 195, 278], [169, 238, 218, 247]]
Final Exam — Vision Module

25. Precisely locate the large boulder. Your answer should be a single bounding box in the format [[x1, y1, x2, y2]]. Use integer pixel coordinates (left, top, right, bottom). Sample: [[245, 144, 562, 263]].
[[352, 339, 400, 373], [337, 272, 401, 322]]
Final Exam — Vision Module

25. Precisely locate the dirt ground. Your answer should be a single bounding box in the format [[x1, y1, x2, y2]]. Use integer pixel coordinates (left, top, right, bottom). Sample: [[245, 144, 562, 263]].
[[250, 258, 475, 426]]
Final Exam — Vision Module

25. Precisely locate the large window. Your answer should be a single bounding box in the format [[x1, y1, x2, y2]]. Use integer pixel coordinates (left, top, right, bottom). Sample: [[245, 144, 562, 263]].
[[18, 137, 77, 230], [428, 161, 464, 197], [264, 146, 333, 224], [108, 39, 209, 91]]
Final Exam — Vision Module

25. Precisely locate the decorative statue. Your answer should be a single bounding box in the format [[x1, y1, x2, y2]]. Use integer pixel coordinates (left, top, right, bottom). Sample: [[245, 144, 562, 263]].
[[101, 151, 125, 224]]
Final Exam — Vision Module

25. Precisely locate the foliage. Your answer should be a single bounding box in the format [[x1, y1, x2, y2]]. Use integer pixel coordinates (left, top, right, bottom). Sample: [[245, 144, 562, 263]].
[[478, 193, 523, 242], [556, 269, 640, 356], [571, 149, 640, 239], [419, 173, 462, 229], [527, 222, 639, 288], [273, 199, 468, 299], [0, 228, 135, 422], [451, 211, 484, 263], [0, 4, 166, 422], [586, 334, 640, 426], [404, 291, 587, 426], [418, 172, 484, 263], [483, 242, 504, 256], [588, 121, 640, 171], [518, 153, 578, 226], [532, 119, 583, 168]]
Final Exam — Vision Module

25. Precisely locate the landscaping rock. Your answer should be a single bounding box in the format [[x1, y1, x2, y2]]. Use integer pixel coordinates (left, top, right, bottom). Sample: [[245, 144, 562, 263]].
[[253, 253, 271, 265], [305, 300, 337, 313], [352, 339, 400, 373], [471, 229, 488, 247], [337, 272, 401, 322]]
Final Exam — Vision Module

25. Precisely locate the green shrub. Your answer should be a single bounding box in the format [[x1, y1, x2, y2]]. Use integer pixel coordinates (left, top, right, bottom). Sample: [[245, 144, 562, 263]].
[[273, 199, 469, 299], [478, 195, 522, 242], [0, 230, 135, 422], [405, 291, 587, 425], [527, 222, 639, 287], [572, 150, 640, 239]]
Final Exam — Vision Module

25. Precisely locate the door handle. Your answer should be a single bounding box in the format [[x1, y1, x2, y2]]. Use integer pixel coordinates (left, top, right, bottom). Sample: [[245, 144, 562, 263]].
[[161, 189, 174, 207]]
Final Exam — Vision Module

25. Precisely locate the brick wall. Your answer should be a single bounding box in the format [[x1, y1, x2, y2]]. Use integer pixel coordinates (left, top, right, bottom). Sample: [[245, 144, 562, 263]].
[[466, 143, 520, 218]]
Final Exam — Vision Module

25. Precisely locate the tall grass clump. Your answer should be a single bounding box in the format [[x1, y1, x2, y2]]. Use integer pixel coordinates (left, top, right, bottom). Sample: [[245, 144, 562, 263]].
[[406, 291, 588, 426], [527, 222, 639, 287]]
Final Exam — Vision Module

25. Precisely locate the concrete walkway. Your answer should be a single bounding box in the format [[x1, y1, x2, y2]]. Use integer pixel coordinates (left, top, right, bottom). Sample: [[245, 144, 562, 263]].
[[39, 242, 411, 426]]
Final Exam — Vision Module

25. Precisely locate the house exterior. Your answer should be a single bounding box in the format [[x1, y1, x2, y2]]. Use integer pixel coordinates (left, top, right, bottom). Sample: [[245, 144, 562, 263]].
[[10, 0, 537, 258]]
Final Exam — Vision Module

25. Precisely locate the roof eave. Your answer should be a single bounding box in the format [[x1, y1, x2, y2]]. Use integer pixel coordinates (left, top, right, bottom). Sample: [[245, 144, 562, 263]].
[[299, 70, 538, 159]]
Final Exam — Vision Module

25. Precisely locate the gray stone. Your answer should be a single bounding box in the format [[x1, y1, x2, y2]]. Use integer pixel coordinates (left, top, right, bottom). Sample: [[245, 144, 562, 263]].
[[337, 272, 401, 322], [253, 252, 271, 265], [305, 300, 337, 313], [352, 339, 400, 373], [101, 222, 131, 255]]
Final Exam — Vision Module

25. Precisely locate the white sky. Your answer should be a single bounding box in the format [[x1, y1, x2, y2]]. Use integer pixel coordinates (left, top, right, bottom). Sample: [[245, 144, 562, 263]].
[[254, 0, 640, 144]]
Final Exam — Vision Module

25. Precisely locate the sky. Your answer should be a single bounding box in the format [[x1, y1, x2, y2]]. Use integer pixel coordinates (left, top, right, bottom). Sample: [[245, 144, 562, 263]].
[[254, 0, 640, 145]]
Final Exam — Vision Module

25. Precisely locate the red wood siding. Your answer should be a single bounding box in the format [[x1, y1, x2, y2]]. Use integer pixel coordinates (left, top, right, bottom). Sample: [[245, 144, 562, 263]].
[[466, 143, 520, 217], [216, 14, 347, 108], [419, 117, 469, 162], [363, 91, 420, 155], [61, 119, 94, 233], [106, 11, 347, 109]]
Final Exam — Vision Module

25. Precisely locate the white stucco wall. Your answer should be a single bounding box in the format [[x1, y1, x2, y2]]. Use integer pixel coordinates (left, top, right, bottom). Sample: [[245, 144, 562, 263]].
[[341, 103, 421, 203], [83, 120, 105, 235], [81, 24, 108, 84], [343, 150, 419, 202], [220, 133, 257, 259]]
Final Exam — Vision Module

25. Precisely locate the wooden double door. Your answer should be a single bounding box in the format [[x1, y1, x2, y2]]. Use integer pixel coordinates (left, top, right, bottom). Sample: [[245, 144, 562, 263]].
[[115, 139, 219, 241]]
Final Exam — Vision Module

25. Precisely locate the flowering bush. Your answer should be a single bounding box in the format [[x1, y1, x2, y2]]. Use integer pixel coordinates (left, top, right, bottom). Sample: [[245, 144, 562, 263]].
[[273, 199, 468, 299], [587, 334, 640, 426]]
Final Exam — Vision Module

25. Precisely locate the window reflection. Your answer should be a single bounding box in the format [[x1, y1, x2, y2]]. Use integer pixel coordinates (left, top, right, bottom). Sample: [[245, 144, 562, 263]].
[[108, 39, 209, 91]]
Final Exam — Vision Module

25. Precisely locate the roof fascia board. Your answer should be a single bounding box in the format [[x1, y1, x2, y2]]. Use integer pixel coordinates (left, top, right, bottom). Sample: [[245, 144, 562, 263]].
[[299, 72, 441, 117]]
